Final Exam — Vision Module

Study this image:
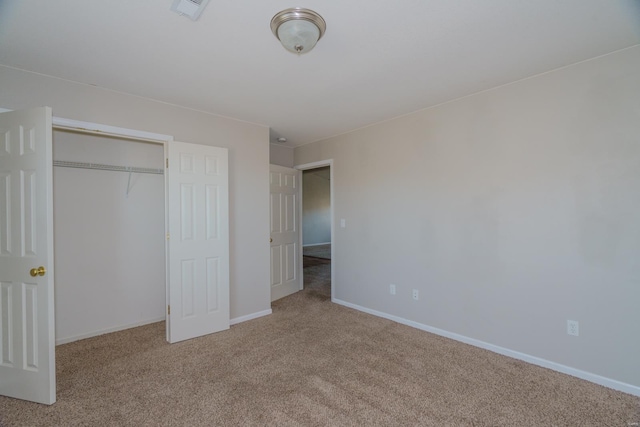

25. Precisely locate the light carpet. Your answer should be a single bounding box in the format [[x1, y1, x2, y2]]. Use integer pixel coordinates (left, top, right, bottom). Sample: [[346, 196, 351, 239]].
[[0, 284, 638, 426], [302, 244, 331, 260]]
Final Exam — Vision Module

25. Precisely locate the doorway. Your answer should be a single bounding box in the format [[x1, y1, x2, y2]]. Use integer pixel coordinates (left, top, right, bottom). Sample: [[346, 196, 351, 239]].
[[297, 160, 334, 300]]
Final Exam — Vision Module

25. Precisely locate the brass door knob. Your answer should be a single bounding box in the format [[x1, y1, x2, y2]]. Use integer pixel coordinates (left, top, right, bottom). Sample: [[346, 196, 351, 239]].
[[30, 266, 46, 277], [270, 238, 273, 243]]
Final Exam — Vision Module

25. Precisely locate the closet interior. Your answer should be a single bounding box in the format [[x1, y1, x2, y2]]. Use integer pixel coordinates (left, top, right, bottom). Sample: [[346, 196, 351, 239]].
[[52, 129, 166, 344]]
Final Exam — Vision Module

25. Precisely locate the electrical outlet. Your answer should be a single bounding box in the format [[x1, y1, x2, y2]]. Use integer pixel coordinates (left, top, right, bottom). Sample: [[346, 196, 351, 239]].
[[567, 320, 579, 336], [412, 289, 419, 301], [389, 284, 396, 295]]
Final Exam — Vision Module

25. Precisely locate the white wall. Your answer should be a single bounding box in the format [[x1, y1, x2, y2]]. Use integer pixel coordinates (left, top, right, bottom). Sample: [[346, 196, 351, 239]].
[[0, 65, 271, 325], [53, 131, 165, 343], [294, 46, 640, 392], [302, 167, 331, 245], [269, 143, 294, 168]]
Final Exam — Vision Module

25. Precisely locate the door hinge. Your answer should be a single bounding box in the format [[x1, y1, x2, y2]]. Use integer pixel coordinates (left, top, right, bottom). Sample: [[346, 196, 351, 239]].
[[167, 305, 170, 315], [166, 158, 169, 168], [166, 232, 170, 240]]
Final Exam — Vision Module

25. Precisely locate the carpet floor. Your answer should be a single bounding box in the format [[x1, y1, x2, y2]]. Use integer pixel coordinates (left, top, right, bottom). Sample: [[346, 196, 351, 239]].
[[303, 256, 331, 301], [302, 244, 331, 260], [1, 278, 638, 426]]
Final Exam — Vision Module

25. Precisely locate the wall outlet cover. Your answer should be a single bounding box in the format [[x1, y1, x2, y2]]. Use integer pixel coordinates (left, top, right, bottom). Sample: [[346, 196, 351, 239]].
[[567, 320, 579, 336]]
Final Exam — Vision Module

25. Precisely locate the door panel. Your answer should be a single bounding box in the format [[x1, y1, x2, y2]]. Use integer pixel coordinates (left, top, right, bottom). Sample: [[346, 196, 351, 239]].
[[0, 107, 55, 405], [167, 142, 229, 343], [270, 165, 301, 301]]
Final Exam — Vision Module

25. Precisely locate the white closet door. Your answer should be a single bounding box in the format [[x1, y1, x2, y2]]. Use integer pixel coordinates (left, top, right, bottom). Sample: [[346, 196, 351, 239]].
[[167, 141, 229, 343], [0, 107, 56, 404]]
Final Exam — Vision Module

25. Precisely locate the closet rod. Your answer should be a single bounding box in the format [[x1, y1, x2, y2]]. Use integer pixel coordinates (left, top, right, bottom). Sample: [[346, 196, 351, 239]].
[[53, 124, 169, 144], [53, 160, 164, 175]]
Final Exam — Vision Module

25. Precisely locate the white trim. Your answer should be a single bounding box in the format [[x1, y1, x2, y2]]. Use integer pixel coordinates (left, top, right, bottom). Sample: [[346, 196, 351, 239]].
[[303, 242, 331, 247], [54, 117, 174, 142], [295, 160, 335, 297], [1, 108, 174, 143], [57, 308, 273, 343], [333, 298, 640, 397], [165, 142, 170, 342], [230, 309, 272, 326], [55, 317, 165, 346], [296, 160, 332, 170]]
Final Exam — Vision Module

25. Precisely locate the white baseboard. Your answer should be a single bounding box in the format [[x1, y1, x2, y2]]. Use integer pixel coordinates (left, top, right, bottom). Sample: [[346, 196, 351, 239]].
[[333, 298, 640, 397], [303, 242, 331, 247], [56, 316, 165, 346], [230, 309, 272, 326], [56, 309, 272, 345], [55, 309, 274, 345]]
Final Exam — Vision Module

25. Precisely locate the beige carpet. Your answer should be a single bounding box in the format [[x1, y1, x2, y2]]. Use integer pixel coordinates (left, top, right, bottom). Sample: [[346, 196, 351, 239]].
[[1, 288, 638, 426], [303, 256, 331, 300], [303, 244, 331, 260]]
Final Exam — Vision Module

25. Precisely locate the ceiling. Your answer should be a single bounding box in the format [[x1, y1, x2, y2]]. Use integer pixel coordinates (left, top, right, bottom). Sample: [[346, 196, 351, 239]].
[[1, 1, 639, 147]]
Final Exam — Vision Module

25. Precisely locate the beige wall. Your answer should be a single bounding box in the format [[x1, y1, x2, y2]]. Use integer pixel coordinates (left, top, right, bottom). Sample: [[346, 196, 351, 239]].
[[0, 65, 271, 322], [295, 46, 640, 390], [269, 143, 294, 167]]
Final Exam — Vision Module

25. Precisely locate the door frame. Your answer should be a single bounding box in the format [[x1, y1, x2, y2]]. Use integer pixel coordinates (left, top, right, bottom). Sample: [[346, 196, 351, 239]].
[[52, 118, 174, 342], [294, 160, 335, 300]]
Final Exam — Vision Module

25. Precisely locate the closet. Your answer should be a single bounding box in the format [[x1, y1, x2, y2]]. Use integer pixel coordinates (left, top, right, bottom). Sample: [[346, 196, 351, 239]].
[[52, 129, 165, 344]]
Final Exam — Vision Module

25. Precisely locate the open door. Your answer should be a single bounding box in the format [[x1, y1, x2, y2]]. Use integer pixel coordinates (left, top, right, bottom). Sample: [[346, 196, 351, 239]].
[[167, 141, 229, 343], [0, 107, 56, 404], [269, 164, 302, 301]]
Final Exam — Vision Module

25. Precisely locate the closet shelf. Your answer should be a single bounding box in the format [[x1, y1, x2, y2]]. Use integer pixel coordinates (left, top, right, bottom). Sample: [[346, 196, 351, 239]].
[[53, 160, 164, 175]]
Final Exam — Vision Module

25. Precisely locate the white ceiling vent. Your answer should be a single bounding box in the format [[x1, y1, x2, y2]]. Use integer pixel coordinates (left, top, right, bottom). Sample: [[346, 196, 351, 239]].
[[170, 0, 210, 21]]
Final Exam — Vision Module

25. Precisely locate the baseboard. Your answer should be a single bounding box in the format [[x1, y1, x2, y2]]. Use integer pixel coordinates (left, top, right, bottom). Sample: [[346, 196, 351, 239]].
[[333, 298, 640, 397], [230, 309, 272, 326], [56, 316, 165, 345], [55, 310, 274, 345], [56, 309, 274, 344], [302, 242, 331, 247]]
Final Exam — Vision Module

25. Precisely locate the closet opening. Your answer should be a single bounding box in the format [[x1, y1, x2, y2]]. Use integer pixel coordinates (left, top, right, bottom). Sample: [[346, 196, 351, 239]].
[[52, 128, 166, 345]]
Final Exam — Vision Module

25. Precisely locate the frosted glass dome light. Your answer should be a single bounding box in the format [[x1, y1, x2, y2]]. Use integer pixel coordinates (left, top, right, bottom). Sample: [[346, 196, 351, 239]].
[[271, 8, 326, 54]]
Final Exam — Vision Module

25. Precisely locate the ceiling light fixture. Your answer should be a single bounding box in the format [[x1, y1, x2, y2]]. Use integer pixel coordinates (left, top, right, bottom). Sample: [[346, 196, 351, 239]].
[[270, 8, 326, 54]]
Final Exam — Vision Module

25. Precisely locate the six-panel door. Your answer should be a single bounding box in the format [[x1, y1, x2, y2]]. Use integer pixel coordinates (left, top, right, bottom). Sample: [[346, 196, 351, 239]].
[[270, 164, 301, 301], [0, 107, 56, 405], [167, 141, 230, 343]]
